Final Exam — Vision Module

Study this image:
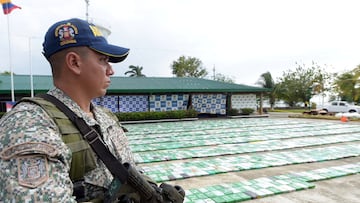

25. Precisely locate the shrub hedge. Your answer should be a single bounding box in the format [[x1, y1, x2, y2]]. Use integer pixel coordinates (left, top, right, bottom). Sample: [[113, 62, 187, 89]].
[[228, 108, 255, 116], [0, 109, 199, 121], [228, 108, 240, 116], [240, 108, 255, 115], [115, 109, 198, 121]]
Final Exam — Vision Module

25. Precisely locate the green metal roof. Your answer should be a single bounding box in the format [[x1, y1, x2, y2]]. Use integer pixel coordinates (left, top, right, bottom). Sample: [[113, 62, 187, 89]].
[[0, 75, 53, 94], [107, 77, 269, 93], [0, 75, 269, 94]]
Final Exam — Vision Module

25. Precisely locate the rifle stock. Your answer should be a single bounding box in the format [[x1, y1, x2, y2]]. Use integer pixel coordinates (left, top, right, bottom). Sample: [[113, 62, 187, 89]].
[[105, 163, 185, 203], [124, 163, 163, 202]]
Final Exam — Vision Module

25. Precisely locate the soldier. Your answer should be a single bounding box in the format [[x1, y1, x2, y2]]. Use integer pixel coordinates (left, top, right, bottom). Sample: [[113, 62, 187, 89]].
[[0, 18, 184, 202]]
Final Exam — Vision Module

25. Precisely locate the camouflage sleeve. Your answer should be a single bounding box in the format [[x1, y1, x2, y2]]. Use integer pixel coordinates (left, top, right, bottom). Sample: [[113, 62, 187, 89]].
[[0, 102, 77, 202]]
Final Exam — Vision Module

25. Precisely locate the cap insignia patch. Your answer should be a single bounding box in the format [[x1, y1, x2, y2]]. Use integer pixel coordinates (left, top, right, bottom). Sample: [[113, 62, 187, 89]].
[[55, 22, 78, 46], [89, 25, 103, 37]]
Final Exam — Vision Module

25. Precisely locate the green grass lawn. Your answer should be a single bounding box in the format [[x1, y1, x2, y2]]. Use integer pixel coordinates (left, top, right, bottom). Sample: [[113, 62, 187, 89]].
[[268, 108, 360, 121], [268, 108, 310, 113]]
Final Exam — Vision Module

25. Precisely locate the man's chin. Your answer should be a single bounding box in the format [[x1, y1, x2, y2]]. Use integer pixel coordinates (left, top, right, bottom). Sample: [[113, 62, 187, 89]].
[[94, 90, 107, 99]]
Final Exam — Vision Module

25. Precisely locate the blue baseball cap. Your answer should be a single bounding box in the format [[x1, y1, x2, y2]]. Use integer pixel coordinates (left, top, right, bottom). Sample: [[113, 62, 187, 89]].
[[42, 18, 129, 63]]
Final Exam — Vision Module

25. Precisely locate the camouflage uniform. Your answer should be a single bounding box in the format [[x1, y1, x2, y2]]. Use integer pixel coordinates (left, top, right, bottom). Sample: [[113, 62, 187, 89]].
[[0, 87, 135, 202]]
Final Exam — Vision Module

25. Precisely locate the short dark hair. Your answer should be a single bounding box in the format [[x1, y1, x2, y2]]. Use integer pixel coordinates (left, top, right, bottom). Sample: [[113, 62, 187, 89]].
[[49, 46, 89, 79]]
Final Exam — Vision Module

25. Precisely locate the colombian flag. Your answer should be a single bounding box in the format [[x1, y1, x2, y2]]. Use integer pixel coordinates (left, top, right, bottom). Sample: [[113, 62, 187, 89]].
[[0, 0, 21, 15]]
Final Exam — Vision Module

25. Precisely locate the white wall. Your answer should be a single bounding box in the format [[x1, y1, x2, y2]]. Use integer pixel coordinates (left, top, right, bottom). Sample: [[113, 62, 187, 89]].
[[231, 94, 257, 111]]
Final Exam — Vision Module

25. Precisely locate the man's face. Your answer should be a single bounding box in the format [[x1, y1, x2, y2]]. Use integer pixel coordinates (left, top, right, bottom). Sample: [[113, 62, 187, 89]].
[[79, 48, 114, 99]]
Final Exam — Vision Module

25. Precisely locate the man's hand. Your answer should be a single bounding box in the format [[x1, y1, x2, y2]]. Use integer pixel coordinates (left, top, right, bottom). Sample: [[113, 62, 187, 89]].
[[159, 183, 185, 203]]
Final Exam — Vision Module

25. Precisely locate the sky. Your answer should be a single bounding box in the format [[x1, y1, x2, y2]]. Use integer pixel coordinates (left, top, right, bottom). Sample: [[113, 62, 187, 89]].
[[0, 0, 360, 86]]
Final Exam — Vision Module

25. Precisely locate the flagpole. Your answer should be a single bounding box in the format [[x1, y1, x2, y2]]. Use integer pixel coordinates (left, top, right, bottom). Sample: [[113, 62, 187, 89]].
[[6, 13, 15, 102], [29, 37, 34, 97]]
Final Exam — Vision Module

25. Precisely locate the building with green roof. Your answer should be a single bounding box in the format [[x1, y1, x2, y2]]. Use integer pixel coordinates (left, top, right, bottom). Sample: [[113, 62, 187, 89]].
[[0, 75, 269, 114]]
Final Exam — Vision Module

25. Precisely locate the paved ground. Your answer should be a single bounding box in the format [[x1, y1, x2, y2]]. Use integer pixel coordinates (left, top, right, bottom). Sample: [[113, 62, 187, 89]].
[[168, 155, 360, 203], [124, 113, 360, 203], [248, 113, 360, 203]]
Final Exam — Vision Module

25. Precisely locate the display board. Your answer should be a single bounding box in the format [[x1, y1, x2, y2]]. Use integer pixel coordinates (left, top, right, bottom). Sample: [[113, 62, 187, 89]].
[[231, 94, 257, 111], [192, 94, 227, 115], [119, 95, 149, 112], [149, 94, 189, 112], [92, 95, 119, 112]]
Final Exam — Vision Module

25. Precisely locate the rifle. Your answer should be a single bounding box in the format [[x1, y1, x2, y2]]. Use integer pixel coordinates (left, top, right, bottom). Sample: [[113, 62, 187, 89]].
[[106, 163, 185, 203]]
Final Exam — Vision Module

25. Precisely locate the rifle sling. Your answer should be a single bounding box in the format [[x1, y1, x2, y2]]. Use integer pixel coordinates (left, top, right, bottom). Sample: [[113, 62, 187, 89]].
[[38, 94, 129, 184]]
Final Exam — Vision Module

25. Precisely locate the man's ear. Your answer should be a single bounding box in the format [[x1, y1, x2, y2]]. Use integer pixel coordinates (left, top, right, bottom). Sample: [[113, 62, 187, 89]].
[[65, 51, 82, 75]]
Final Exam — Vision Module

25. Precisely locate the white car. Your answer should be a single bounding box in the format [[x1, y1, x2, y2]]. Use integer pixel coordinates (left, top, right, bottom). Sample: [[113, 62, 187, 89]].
[[320, 101, 360, 113]]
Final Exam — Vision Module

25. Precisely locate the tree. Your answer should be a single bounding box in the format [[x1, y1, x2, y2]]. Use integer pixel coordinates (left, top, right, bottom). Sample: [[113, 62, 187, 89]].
[[0, 71, 14, 84], [276, 62, 331, 107], [256, 71, 277, 109], [171, 56, 208, 78], [311, 64, 333, 106], [333, 68, 359, 102], [1, 71, 13, 75], [276, 71, 300, 107], [124, 65, 146, 77], [213, 73, 235, 83]]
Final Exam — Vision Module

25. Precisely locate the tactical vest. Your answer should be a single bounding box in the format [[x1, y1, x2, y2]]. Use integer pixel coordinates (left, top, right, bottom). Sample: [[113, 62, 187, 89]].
[[19, 97, 98, 181]]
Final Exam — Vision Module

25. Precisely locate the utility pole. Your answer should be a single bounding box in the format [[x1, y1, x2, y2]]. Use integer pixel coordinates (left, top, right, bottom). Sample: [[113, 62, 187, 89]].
[[85, 0, 89, 22], [213, 65, 215, 80]]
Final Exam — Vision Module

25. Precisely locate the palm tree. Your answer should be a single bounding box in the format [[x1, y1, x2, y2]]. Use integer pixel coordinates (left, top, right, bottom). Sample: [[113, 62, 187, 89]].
[[257, 71, 277, 110], [124, 65, 146, 77]]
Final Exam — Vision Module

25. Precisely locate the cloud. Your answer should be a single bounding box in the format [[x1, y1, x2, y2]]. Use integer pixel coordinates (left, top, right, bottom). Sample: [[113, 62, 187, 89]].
[[1, 0, 360, 85]]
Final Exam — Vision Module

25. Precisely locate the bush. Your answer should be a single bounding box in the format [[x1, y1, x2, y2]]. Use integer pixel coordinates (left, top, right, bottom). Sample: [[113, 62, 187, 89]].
[[228, 108, 240, 116], [186, 109, 198, 118], [115, 109, 198, 121], [0, 109, 199, 121], [240, 108, 255, 115]]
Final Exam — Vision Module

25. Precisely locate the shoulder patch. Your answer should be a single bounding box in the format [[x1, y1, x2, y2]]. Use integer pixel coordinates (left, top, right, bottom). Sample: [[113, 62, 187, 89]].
[[17, 155, 49, 188], [0, 142, 58, 160]]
